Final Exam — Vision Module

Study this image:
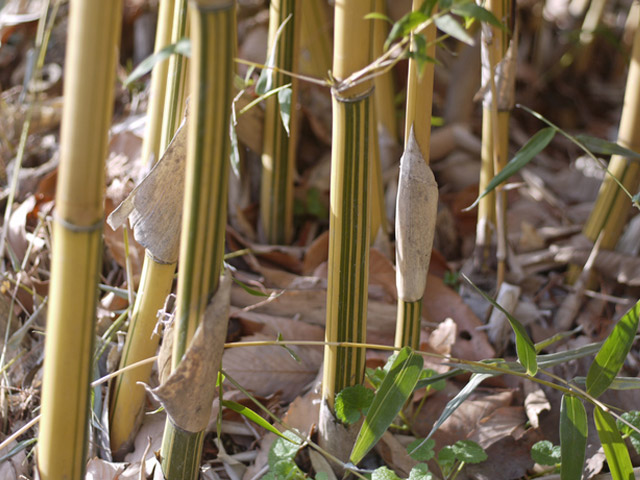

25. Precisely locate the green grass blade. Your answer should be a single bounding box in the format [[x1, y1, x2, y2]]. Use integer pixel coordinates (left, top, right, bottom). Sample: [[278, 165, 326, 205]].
[[466, 127, 556, 211], [411, 373, 493, 455], [462, 274, 538, 375], [221, 400, 300, 444], [350, 347, 424, 465], [452, 4, 504, 30], [594, 407, 634, 480], [574, 134, 640, 159], [560, 395, 587, 480], [586, 299, 640, 398], [125, 37, 191, 86]]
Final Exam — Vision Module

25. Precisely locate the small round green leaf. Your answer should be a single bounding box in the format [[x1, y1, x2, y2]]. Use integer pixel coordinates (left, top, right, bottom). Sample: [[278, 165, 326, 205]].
[[452, 440, 487, 464], [407, 438, 435, 462], [335, 384, 374, 425], [531, 440, 561, 466]]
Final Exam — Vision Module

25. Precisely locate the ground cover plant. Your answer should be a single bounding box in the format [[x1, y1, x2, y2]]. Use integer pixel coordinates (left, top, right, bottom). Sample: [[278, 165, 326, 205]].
[[1, 0, 640, 479]]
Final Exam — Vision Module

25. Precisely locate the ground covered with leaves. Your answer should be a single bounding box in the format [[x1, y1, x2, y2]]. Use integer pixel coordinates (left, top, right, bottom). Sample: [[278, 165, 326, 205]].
[[1, 0, 640, 479]]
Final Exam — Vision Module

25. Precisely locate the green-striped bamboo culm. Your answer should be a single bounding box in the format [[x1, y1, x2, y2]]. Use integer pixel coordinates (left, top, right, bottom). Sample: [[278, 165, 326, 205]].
[[260, 0, 301, 245], [37, 1, 122, 478], [160, 1, 236, 478], [319, 0, 374, 461]]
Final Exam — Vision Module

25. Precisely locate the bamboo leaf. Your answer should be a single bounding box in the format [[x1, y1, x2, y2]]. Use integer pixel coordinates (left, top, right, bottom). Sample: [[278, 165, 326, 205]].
[[462, 274, 538, 375], [434, 14, 474, 46], [278, 86, 292, 136], [560, 395, 587, 480], [256, 14, 292, 95], [385, 10, 429, 50], [222, 400, 299, 443], [575, 376, 640, 391], [125, 38, 191, 86], [594, 407, 635, 480], [350, 347, 424, 465], [586, 299, 640, 398], [574, 134, 640, 159], [451, 4, 504, 30], [365, 12, 392, 24], [466, 128, 556, 211], [410, 373, 493, 455]]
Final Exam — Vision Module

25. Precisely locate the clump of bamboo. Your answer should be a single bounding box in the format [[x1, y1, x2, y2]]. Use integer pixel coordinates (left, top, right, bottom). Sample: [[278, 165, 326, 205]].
[[578, 10, 640, 275], [260, 0, 301, 245], [159, 1, 236, 478], [319, 0, 373, 460], [475, 0, 515, 286], [37, 1, 122, 478], [394, 0, 438, 351]]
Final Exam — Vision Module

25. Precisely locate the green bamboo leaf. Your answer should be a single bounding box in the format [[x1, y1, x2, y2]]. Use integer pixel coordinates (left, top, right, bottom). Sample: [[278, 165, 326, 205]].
[[574, 134, 640, 159], [385, 10, 429, 50], [256, 15, 292, 95], [125, 38, 191, 86], [575, 376, 640, 391], [411, 373, 493, 456], [586, 299, 640, 398], [594, 407, 635, 480], [462, 274, 538, 375], [451, 4, 504, 30], [222, 400, 300, 444], [349, 347, 424, 465], [434, 14, 474, 46], [466, 128, 556, 211], [560, 395, 587, 480], [278, 86, 292, 136], [364, 12, 392, 24], [231, 276, 274, 297]]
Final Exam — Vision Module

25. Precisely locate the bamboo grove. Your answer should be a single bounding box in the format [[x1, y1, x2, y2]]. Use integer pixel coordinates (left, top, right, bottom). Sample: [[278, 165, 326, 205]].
[[17, 0, 640, 478]]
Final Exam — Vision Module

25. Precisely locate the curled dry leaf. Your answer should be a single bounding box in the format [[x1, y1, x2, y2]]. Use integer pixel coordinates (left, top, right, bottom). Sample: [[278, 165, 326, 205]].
[[145, 271, 231, 433], [107, 117, 188, 264]]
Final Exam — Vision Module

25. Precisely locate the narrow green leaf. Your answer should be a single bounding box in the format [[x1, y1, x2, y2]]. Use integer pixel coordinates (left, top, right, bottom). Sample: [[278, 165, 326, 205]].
[[411, 373, 493, 455], [594, 407, 635, 480], [466, 128, 556, 211], [278, 86, 292, 136], [586, 299, 640, 398], [349, 347, 424, 465], [574, 134, 640, 159], [560, 395, 587, 480], [462, 274, 538, 375], [256, 15, 292, 95], [231, 276, 273, 297], [125, 38, 191, 86], [434, 14, 474, 46], [385, 10, 430, 50], [451, 4, 505, 30], [364, 12, 392, 24], [222, 400, 300, 444], [575, 376, 640, 391]]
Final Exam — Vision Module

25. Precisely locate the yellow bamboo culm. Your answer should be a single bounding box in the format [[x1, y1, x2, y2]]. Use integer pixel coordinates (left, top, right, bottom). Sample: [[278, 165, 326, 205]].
[[108, 0, 179, 457], [299, 0, 332, 78], [160, 1, 236, 478], [581, 9, 640, 265], [260, 0, 301, 245], [37, 1, 122, 479], [140, 0, 175, 168], [394, 1, 437, 351], [475, 0, 514, 283]]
